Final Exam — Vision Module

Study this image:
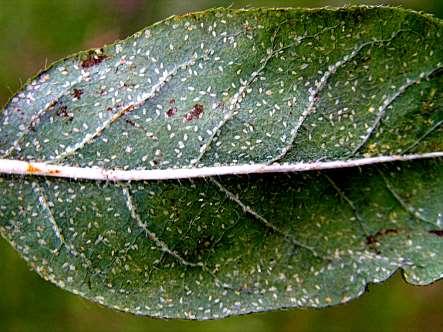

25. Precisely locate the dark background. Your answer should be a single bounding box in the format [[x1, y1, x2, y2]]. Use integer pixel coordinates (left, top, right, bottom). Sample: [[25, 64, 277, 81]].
[[0, 1, 442, 331]]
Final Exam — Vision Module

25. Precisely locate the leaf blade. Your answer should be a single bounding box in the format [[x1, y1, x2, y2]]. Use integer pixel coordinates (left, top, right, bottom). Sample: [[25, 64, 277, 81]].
[[0, 6, 442, 319]]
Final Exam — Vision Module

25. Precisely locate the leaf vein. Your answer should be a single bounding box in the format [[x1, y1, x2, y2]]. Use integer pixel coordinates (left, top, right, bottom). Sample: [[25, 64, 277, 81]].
[[121, 185, 203, 267], [191, 23, 341, 166], [351, 65, 443, 156], [377, 168, 436, 226], [323, 174, 369, 236], [270, 29, 416, 164], [209, 177, 323, 258]]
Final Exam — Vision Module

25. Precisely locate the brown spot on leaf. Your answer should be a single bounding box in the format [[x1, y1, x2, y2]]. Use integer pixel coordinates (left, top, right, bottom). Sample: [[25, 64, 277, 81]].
[[72, 88, 84, 99], [184, 104, 204, 122], [429, 230, 443, 237], [81, 51, 109, 69], [366, 228, 399, 246], [366, 235, 377, 246], [166, 99, 178, 117], [56, 106, 73, 121], [192, 104, 204, 117], [166, 107, 177, 118], [125, 119, 136, 127]]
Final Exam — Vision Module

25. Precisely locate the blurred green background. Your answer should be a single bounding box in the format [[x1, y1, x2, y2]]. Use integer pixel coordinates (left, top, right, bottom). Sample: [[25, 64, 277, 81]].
[[0, 1, 442, 331]]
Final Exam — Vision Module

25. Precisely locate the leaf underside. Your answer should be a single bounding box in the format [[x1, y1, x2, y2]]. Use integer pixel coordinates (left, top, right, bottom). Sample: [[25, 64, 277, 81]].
[[0, 6, 442, 319]]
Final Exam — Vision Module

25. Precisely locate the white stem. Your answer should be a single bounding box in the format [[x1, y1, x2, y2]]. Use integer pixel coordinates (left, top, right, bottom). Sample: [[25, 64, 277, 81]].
[[0, 152, 441, 181]]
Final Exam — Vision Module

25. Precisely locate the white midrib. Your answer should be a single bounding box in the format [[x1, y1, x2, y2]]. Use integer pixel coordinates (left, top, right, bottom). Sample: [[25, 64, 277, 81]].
[[0, 152, 441, 181]]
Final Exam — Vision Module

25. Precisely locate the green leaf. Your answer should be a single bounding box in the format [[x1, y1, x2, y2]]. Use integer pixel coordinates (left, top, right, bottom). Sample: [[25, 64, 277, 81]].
[[0, 6, 442, 319]]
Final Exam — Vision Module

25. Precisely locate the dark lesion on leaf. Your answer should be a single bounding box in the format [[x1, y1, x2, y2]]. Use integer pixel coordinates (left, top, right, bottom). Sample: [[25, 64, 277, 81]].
[[166, 98, 178, 118], [56, 105, 73, 122], [72, 88, 84, 99], [152, 156, 162, 168], [80, 49, 109, 69], [429, 230, 443, 237], [166, 108, 178, 117], [366, 228, 399, 253], [125, 119, 137, 127], [183, 104, 204, 122]]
